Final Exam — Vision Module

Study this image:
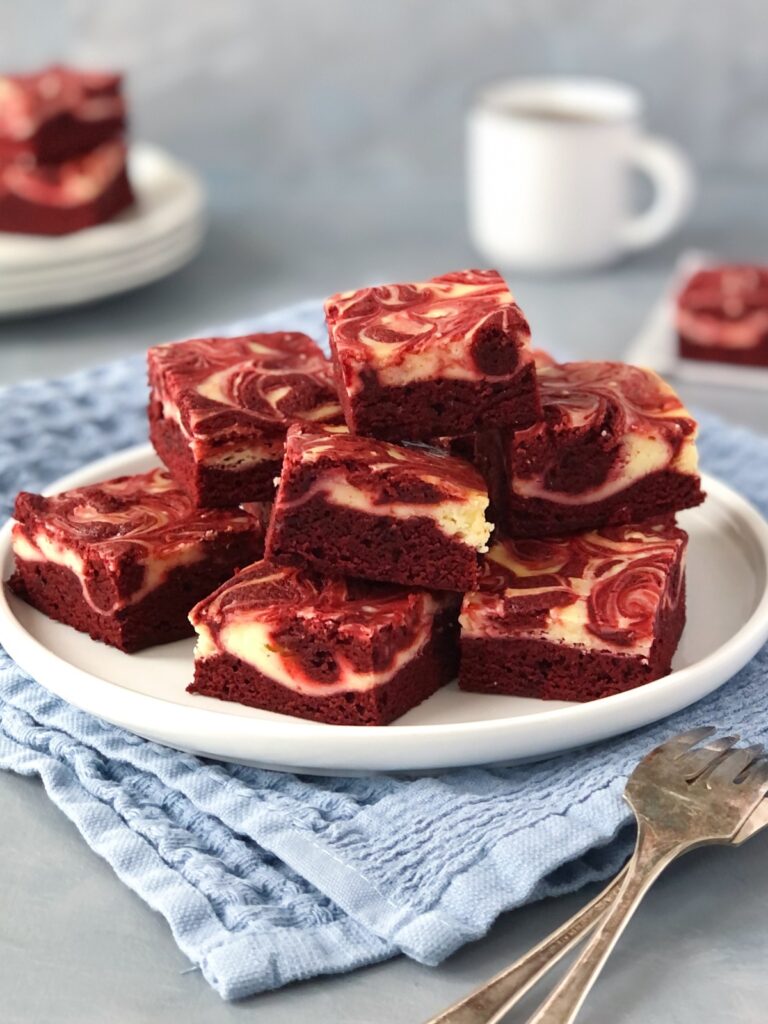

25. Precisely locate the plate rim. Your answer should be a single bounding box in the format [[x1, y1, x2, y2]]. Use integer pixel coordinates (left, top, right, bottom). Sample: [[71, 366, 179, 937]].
[[0, 218, 206, 289], [0, 229, 204, 301], [2, 443, 768, 769]]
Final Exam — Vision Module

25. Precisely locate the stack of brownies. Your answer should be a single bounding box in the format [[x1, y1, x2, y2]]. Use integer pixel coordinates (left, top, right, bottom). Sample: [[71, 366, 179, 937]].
[[0, 65, 134, 235], [8, 268, 705, 725]]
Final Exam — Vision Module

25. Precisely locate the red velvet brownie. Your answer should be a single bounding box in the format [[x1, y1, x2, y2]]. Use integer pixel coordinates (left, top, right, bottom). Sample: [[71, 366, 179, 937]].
[[459, 521, 687, 703], [188, 560, 459, 726], [489, 361, 704, 537], [8, 468, 264, 653], [677, 265, 768, 367], [326, 268, 541, 440], [266, 424, 493, 591], [0, 139, 133, 235], [0, 65, 126, 164], [148, 332, 342, 507]]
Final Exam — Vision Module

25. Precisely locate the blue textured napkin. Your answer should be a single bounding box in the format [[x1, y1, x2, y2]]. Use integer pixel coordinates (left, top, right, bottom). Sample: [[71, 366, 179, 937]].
[[1, 300, 767, 1000]]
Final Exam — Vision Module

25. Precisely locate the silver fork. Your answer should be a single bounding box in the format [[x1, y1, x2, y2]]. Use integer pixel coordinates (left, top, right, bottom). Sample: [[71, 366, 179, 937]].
[[424, 727, 768, 1024]]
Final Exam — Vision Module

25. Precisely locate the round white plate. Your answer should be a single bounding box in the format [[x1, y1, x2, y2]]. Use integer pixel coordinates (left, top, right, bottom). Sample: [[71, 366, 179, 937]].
[[2, 444, 768, 774], [0, 228, 204, 312], [0, 219, 203, 291], [0, 144, 206, 316]]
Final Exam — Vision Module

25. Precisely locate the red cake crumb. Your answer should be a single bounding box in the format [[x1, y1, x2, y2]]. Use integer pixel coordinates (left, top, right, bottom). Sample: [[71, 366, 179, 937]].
[[265, 424, 493, 592], [532, 348, 557, 368], [0, 65, 126, 163], [486, 361, 704, 537], [188, 559, 459, 726], [0, 139, 133, 235], [7, 468, 264, 652], [147, 332, 343, 507], [677, 265, 768, 367], [459, 521, 688, 702], [326, 268, 541, 440]]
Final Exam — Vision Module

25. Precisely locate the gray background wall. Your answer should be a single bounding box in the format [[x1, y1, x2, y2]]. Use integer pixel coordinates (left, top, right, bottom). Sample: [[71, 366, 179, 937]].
[[2, 0, 766, 214]]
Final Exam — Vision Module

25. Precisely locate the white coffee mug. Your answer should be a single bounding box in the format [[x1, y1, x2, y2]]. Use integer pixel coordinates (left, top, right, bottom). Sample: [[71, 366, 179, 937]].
[[467, 76, 695, 272]]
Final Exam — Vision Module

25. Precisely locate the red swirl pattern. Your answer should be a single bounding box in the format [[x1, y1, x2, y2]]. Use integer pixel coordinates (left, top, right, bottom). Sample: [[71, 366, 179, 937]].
[[1, 140, 126, 205], [464, 521, 687, 650], [325, 269, 532, 380], [0, 66, 124, 142], [283, 423, 488, 502], [536, 362, 696, 438], [148, 332, 342, 440], [13, 467, 259, 561], [677, 265, 768, 350], [587, 558, 674, 645], [507, 361, 698, 496], [679, 265, 768, 313], [192, 560, 442, 685]]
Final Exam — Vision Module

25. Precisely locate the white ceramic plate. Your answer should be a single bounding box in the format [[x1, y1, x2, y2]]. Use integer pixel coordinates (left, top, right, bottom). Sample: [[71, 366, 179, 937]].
[[0, 228, 204, 313], [0, 220, 203, 291], [0, 144, 206, 316], [2, 443, 768, 774]]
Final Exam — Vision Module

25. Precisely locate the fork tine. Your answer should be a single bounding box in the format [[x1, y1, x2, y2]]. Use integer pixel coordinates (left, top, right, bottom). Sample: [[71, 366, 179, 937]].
[[653, 725, 717, 761], [702, 747, 760, 786], [732, 745, 766, 778], [680, 736, 739, 781], [737, 757, 768, 792]]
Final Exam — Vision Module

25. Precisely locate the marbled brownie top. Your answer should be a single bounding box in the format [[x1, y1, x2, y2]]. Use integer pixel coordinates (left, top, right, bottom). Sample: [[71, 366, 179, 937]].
[[460, 521, 687, 655], [13, 467, 258, 563], [278, 424, 493, 550], [0, 139, 126, 205], [191, 559, 444, 694], [325, 268, 533, 388], [148, 332, 342, 443], [677, 265, 768, 350], [0, 66, 124, 146], [509, 361, 700, 502]]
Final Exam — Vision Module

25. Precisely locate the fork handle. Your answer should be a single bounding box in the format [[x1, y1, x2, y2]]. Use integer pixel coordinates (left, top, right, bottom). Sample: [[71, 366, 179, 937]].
[[423, 866, 628, 1024], [525, 827, 680, 1024]]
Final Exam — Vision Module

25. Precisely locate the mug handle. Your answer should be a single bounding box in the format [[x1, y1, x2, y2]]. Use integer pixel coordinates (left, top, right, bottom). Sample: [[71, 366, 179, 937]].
[[620, 136, 695, 251]]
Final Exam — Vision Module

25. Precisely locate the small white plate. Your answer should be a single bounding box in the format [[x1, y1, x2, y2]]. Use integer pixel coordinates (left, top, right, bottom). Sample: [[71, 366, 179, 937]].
[[0, 144, 206, 316], [0, 228, 204, 313], [2, 443, 768, 774]]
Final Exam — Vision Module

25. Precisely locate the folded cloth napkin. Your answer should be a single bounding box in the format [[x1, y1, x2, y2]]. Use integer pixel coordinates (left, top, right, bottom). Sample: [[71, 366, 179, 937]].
[[1, 300, 767, 1000]]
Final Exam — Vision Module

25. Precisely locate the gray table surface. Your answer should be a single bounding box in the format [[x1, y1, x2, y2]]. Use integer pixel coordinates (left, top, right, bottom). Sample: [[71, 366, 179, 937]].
[[1, 175, 767, 1023]]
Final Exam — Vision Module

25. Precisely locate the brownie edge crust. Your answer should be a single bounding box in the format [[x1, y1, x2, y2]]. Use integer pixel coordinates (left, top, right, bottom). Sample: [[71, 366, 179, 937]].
[[460, 582, 685, 703], [9, 552, 261, 653], [190, 609, 458, 727]]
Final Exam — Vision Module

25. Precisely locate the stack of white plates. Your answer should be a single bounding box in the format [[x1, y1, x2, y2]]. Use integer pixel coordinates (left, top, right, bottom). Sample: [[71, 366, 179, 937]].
[[0, 144, 207, 317]]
